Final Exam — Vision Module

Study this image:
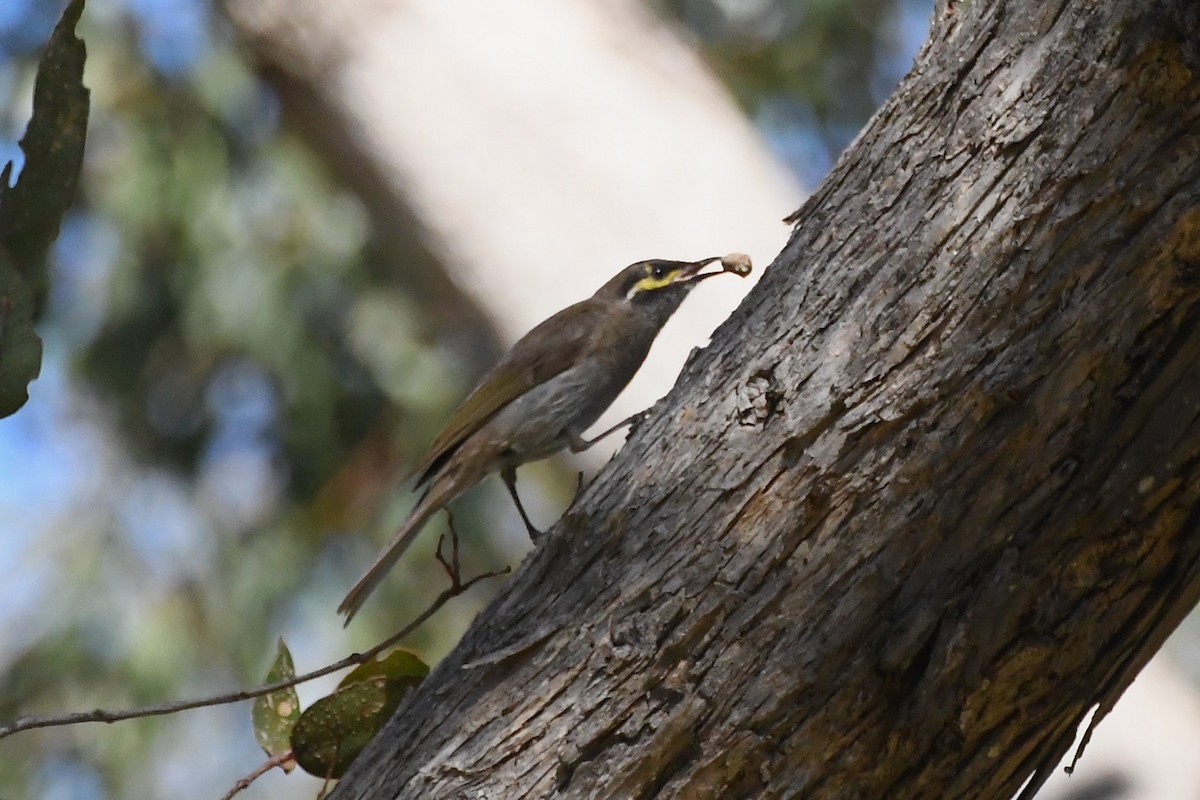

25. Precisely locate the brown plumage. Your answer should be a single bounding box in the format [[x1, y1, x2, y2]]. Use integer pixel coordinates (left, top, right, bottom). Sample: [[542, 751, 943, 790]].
[[338, 255, 750, 622]]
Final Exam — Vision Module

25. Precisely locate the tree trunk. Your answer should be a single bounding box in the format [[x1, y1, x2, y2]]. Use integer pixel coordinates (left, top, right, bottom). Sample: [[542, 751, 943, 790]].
[[333, 0, 1200, 797]]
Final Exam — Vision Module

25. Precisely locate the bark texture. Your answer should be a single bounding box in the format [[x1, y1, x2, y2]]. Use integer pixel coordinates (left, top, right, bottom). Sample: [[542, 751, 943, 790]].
[[334, 0, 1200, 797]]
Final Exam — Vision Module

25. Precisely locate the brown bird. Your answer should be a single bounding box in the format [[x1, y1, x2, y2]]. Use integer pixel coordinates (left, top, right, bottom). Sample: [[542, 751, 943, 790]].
[[338, 253, 752, 622]]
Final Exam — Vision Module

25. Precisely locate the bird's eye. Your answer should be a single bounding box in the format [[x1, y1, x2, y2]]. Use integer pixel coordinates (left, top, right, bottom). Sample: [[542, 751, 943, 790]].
[[650, 263, 668, 279]]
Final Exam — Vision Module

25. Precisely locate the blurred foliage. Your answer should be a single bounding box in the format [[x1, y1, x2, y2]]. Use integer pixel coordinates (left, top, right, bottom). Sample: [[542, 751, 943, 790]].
[[0, 0, 928, 798], [0, 1, 500, 798], [670, 0, 930, 183]]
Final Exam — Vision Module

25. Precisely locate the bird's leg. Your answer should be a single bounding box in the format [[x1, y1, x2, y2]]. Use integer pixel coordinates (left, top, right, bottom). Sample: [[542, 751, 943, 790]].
[[500, 465, 542, 542], [565, 410, 651, 453], [564, 411, 652, 508]]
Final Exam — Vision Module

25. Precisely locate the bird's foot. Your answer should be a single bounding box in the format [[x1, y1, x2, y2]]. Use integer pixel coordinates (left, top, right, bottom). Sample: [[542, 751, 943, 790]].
[[567, 410, 651, 453]]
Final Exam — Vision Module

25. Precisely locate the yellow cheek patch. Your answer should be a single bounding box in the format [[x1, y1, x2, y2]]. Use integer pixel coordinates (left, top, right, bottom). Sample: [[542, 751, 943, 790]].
[[627, 271, 680, 299]]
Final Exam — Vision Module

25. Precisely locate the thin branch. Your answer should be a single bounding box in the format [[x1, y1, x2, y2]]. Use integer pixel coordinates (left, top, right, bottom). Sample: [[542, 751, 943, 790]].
[[220, 750, 295, 800], [435, 510, 462, 585], [0, 542, 510, 741]]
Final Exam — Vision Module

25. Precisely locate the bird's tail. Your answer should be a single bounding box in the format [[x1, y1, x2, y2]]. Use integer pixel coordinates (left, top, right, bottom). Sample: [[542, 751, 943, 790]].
[[337, 478, 458, 625]]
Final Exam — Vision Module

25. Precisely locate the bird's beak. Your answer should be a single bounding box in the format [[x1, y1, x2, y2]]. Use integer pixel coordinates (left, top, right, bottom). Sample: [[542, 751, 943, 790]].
[[676, 255, 748, 286], [676, 256, 726, 283]]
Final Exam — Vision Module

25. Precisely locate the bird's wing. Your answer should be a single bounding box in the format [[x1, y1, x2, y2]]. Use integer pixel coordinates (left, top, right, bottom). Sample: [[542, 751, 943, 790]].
[[411, 299, 603, 485]]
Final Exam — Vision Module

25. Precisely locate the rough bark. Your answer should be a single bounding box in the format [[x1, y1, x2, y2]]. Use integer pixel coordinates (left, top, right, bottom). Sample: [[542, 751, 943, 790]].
[[334, 0, 1200, 798]]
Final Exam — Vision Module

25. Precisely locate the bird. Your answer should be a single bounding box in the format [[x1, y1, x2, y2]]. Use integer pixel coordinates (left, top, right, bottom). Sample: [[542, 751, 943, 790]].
[[338, 253, 752, 622]]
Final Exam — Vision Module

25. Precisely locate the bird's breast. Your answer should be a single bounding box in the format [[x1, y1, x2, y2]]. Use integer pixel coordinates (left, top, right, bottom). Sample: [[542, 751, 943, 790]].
[[478, 349, 640, 463]]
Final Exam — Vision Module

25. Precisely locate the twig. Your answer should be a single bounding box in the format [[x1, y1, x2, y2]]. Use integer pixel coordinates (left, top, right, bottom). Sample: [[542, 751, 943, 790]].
[[0, 548, 510, 741], [435, 510, 462, 585], [317, 741, 341, 800], [220, 750, 294, 800]]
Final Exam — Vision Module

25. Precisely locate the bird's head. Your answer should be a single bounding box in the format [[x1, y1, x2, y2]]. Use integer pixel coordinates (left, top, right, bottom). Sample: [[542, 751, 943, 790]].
[[596, 255, 750, 327]]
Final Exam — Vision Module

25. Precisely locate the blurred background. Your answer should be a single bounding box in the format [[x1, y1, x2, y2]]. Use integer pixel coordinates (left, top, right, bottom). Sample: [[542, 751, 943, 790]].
[[0, 1, 1196, 798]]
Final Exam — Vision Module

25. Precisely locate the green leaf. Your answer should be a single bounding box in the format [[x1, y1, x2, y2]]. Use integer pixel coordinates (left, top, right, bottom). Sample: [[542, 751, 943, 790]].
[[291, 678, 390, 779], [339, 648, 429, 690], [252, 639, 301, 772], [291, 649, 429, 779], [0, 0, 89, 418]]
